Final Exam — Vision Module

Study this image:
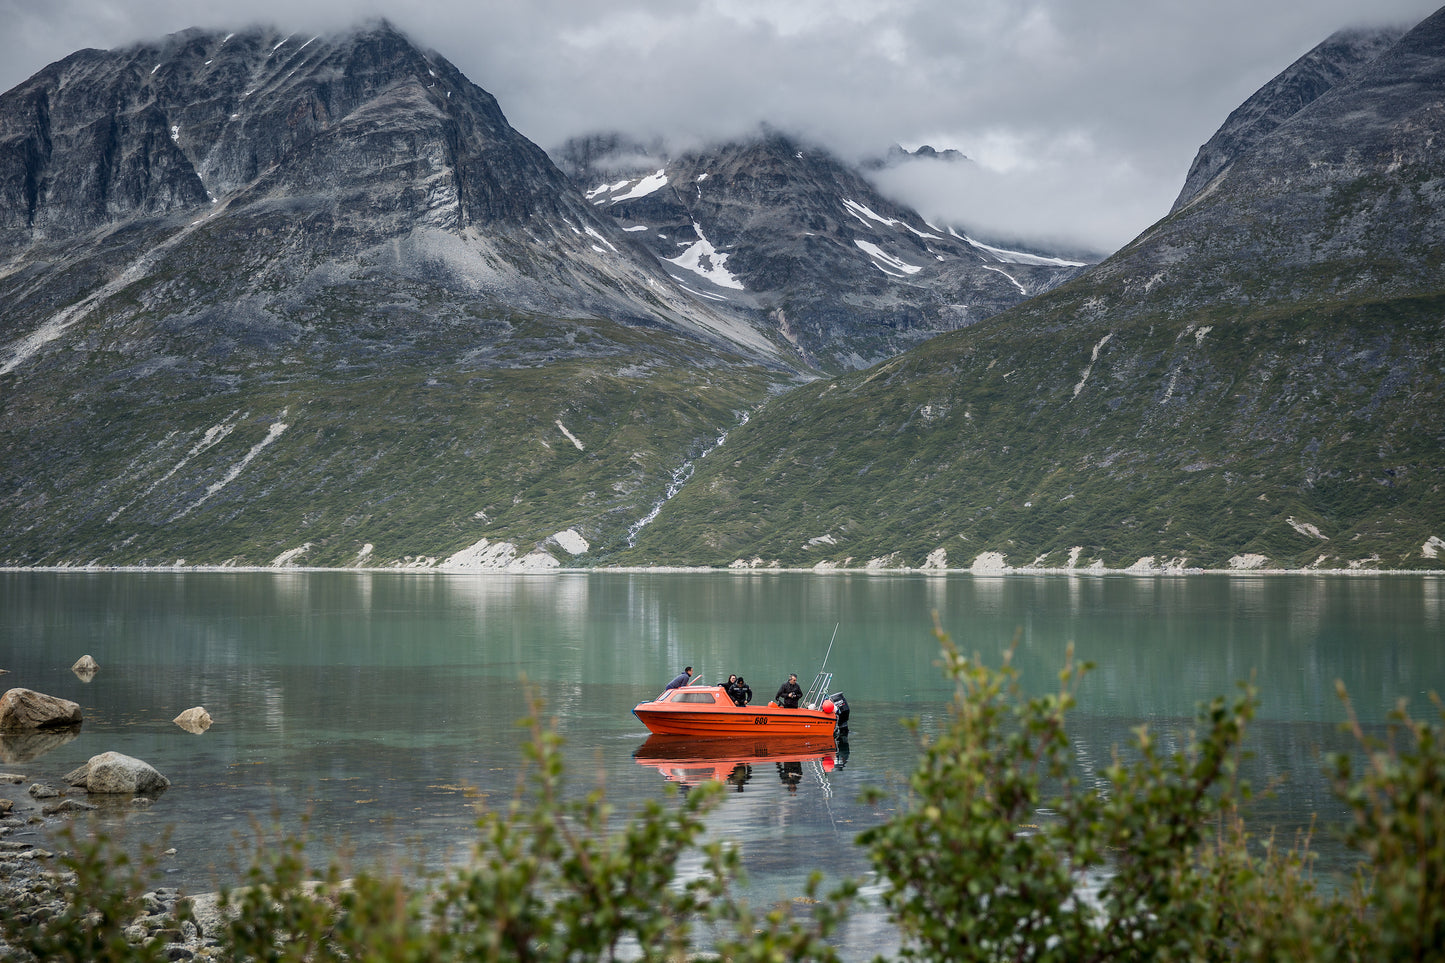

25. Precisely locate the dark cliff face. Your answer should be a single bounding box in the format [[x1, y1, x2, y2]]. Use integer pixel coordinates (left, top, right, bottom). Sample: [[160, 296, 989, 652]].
[[562, 132, 1085, 372], [0, 22, 792, 370], [1109, 8, 1445, 310], [0, 23, 598, 241], [1171, 26, 1404, 214]]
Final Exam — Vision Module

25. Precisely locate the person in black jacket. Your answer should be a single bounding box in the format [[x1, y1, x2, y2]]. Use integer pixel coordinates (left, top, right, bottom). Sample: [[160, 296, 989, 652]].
[[665, 666, 693, 690], [725, 674, 753, 707], [775, 673, 802, 708]]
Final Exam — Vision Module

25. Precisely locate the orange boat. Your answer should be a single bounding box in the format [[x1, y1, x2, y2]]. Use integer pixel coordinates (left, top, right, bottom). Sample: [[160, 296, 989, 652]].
[[632, 675, 850, 739]]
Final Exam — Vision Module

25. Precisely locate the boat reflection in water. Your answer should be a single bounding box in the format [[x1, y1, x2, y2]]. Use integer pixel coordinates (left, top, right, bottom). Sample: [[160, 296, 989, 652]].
[[633, 734, 848, 791]]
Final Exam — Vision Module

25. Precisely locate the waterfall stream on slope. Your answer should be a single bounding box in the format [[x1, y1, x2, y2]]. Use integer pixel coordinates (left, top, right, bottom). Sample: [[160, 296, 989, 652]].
[[626, 412, 749, 547]]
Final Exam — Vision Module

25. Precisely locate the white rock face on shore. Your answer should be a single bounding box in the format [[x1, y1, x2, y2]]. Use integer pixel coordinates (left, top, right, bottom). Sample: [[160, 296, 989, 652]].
[[65, 751, 170, 794], [440, 537, 560, 572], [971, 552, 1011, 574], [271, 543, 312, 566], [549, 529, 590, 555], [1125, 557, 1191, 574], [441, 538, 518, 569], [0, 688, 83, 731], [922, 548, 947, 570], [1229, 554, 1270, 570], [1424, 535, 1445, 558], [512, 550, 562, 571]]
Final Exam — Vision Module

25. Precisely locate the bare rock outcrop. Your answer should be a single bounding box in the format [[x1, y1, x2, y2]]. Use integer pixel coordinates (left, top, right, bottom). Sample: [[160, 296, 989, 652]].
[[71, 655, 99, 680], [64, 751, 170, 795], [0, 688, 83, 731], [173, 707, 213, 733]]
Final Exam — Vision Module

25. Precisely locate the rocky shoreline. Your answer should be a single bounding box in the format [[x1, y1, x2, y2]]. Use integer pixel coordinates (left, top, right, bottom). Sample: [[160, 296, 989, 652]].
[[0, 772, 224, 961]]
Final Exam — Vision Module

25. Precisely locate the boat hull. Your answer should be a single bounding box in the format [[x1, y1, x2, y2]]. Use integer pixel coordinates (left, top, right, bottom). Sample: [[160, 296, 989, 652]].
[[633, 700, 838, 737]]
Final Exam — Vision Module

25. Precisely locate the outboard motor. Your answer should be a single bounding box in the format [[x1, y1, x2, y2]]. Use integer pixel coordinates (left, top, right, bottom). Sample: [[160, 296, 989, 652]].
[[826, 692, 850, 737]]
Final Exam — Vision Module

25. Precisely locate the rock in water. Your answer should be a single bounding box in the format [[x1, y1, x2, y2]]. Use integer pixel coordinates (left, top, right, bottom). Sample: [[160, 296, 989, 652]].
[[173, 707, 213, 733], [66, 751, 170, 794], [0, 688, 83, 730], [71, 655, 100, 680]]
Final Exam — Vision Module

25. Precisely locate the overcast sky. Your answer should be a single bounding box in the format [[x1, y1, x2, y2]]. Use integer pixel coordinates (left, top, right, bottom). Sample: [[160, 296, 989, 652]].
[[2, 0, 1439, 254]]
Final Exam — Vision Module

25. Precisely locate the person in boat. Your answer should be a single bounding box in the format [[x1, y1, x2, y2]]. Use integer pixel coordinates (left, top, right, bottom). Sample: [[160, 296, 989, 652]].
[[665, 666, 693, 691], [775, 673, 802, 709], [725, 674, 753, 707]]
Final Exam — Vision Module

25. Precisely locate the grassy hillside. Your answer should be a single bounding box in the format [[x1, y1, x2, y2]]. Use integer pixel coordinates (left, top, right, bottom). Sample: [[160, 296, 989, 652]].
[[618, 288, 1444, 571], [0, 306, 784, 567]]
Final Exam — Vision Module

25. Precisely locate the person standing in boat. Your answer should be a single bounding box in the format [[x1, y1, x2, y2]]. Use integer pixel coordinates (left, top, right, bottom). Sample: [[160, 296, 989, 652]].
[[725, 674, 752, 707], [666, 666, 693, 690], [775, 673, 802, 708]]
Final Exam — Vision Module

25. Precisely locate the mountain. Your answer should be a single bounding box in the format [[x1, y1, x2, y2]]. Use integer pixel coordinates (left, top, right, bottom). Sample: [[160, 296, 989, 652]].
[[1171, 26, 1405, 213], [621, 9, 1445, 572], [0, 23, 799, 568], [861, 143, 970, 170], [556, 131, 1087, 372]]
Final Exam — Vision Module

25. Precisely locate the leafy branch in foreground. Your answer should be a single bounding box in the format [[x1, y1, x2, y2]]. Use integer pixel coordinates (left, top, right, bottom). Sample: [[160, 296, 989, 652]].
[[1329, 686, 1445, 961], [857, 622, 1440, 962], [212, 696, 850, 963]]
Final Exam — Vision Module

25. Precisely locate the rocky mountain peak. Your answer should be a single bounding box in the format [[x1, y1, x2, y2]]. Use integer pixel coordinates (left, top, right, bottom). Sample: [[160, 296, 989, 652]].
[[1171, 24, 1404, 213], [0, 21, 599, 243], [558, 129, 1086, 371]]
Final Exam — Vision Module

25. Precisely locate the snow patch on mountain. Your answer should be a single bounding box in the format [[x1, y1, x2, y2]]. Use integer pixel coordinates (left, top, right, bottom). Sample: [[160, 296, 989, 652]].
[[1287, 517, 1329, 540], [107, 415, 240, 522], [173, 415, 289, 520], [610, 169, 669, 202], [587, 169, 669, 204], [854, 239, 922, 276], [842, 198, 941, 240], [981, 264, 1026, 294], [556, 420, 584, 451], [948, 228, 1087, 267], [665, 222, 744, 289], [1071, 333, 1113, 399]]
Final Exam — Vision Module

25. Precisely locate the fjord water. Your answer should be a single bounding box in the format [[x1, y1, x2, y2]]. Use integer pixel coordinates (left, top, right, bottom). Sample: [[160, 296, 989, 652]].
[[2, 571, 1442, 952]]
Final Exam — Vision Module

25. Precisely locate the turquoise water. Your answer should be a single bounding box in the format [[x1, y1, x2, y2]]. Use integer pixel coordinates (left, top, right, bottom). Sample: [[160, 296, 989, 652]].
[[1, 570, 1442, 955]]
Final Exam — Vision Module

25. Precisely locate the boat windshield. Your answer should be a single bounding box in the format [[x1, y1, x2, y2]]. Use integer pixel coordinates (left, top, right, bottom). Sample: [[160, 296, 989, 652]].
[[671, 691, 719, 703]]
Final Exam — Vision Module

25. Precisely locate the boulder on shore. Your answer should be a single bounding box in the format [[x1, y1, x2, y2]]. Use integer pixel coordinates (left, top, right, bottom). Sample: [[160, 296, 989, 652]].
[[173, 707, 213, 733], [65, 751, 170, 795], [0, 688, 83, 731]]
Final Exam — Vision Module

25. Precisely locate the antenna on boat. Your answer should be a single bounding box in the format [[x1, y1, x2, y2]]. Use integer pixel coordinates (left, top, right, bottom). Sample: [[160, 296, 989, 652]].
[[819, 622, 839, 674], [803, 623, 840, 710]]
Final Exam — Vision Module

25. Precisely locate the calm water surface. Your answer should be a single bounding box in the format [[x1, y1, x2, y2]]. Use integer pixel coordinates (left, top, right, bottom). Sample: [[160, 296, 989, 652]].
[[1, 571, 1442, 956]]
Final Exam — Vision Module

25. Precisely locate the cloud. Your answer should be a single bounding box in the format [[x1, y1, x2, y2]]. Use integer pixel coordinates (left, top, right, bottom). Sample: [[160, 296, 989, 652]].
[[1, 0, 1439, 254]]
